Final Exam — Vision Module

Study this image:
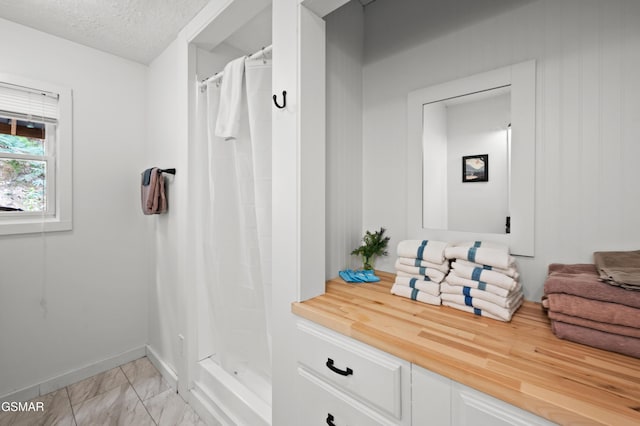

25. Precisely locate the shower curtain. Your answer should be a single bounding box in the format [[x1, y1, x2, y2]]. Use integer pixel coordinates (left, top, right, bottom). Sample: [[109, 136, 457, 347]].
[[194, 56, 272, 385]]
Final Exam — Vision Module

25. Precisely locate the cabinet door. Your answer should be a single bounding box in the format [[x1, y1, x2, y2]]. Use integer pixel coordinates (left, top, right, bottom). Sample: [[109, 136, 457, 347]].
[[451, 383, 555, 426], [411, 365, 452, 426]]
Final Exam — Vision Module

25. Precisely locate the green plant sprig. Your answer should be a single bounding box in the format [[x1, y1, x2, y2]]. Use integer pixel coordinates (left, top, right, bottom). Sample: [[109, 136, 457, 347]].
[[351, 227, 390, 270]]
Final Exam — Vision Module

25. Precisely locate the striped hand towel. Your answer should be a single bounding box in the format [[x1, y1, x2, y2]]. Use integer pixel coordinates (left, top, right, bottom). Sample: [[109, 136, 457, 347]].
[[455, 241, 510, 253], [443, 301, 511, 322], [445, 246, 514, 270], [444, 273, 516, 298], [441, 292, 523, 321], [440, 282, 521, 309], [455, 259, 519, 279], [395, 276, 441, 297], [397, 240, 449, 264], [395, 259, 446, 283], [451, 262, 518, 291], [391, 284, 441, 306], [396, 256, 451, 273]]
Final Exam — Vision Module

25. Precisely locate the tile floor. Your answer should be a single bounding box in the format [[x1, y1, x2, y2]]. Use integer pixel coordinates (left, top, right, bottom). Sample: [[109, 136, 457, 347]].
[[0, 357, 208, 426]]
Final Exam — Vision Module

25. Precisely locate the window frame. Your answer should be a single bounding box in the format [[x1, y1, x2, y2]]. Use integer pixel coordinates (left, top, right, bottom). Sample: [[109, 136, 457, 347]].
[[0, 74, 72, 235]]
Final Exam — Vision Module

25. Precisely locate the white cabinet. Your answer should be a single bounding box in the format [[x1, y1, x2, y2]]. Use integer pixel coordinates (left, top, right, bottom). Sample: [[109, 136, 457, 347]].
[[295, 319, 412, 425], [295, 319, 556, 426], [411, 365, 555, 426], [451, 383, 555, 426], [411, 365, 452, 426]]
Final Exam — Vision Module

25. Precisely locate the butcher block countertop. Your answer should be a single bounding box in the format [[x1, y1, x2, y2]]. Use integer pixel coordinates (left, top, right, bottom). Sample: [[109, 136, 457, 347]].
[[291, 271, 640, 425]]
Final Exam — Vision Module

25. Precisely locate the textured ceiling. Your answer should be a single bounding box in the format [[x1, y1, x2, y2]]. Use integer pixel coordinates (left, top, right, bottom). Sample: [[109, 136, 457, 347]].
[[0, 0, 210, 64]]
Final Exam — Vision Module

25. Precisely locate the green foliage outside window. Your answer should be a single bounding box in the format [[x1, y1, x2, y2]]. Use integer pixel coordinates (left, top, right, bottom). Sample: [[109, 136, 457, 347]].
[[0, 134, 46, 212]]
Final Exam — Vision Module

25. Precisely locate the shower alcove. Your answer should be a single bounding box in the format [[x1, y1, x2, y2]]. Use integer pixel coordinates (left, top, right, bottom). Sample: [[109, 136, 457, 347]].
[[186, 2, 273, 425]]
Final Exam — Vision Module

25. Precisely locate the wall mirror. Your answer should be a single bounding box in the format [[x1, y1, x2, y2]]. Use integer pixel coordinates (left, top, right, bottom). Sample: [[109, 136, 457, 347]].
[[407, 60, 535, 256]]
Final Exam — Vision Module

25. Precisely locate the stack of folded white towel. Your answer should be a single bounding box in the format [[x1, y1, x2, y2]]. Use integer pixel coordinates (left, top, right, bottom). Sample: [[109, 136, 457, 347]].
[[442, 241, 523, 321], [390, 240, 450, 306]]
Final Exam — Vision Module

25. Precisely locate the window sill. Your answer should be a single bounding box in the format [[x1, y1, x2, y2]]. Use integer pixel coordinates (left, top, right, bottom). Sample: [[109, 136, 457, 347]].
[[0, 217, 72, 235]]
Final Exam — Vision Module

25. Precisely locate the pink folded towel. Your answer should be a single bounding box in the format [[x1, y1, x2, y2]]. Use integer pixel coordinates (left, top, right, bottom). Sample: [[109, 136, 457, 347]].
[[547, 311, 640, 339], [545, 293, 640, 329], [551, 320, 640, 359], [545, 263, 640, 309]]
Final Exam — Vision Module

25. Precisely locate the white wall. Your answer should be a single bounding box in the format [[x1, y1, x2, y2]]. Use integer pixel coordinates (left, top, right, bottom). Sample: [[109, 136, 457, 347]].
[[325, 1, 364, 276], [362, 0, 640, 300], [422, 102, 448, 230], [146, 36, 190, 390], [0, 18, 150, 397]]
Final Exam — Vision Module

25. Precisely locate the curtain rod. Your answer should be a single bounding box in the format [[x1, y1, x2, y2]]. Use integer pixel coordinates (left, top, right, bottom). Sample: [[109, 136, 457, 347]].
[[200, 45, 272, 86]]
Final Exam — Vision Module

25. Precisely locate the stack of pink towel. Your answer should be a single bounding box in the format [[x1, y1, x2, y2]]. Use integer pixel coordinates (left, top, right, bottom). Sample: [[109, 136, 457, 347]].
[[390, 240, 450, 306], [441, 241, 523, 321], [542, 263, 640, 358]]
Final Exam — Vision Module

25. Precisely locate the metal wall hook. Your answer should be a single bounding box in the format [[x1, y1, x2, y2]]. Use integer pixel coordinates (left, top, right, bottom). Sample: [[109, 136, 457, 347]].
[[273, 91, 287, 109]]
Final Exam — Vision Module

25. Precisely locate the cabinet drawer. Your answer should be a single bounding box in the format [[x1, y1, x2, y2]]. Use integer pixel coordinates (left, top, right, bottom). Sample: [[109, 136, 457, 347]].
[[297, 367, 398, 426], [296, 320, 408, 419]]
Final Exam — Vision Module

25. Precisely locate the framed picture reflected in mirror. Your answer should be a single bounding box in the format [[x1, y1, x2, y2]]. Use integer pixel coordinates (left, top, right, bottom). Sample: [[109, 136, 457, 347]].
[[462, 154, 488, 182]]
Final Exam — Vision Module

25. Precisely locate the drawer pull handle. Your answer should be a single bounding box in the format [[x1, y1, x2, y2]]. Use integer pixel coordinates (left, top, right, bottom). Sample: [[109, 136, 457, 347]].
[[326, 358, 353, 376], [326, 413, 336, 426]]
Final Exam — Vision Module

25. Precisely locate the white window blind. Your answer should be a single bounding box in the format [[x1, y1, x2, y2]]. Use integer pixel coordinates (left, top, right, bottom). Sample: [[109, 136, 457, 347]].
[[0, 82, 59, 123]]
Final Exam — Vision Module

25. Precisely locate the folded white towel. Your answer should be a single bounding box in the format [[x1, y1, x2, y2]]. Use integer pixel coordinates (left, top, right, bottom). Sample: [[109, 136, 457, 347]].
[[397, 240, 448, 264], [396, 271, 440, 284], [395, 276, 441, 297], [391, 284, 441, 306], [451, 262, 518, 291], [395, 259, 446, 283], [444, 274, 514, 298], [454, 259, 519, 279], [396, 256, 450, 273], [445, 246, 514, 270], [441, 293, 523, 321], [440, 282, 521, 308], [454, 241, 510, 253], [442, 301, 518, 322], [215, 57, 246, 139]]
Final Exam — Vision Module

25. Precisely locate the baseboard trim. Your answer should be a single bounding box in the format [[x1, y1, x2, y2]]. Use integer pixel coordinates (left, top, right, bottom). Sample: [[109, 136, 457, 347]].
[[145, 345, 178, 390], [1, 346, 146, 403], [189, 384, 235, 426]]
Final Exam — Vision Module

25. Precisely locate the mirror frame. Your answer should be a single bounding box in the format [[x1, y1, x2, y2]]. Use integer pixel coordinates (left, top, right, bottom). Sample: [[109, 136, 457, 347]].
[[407, 60, 536, 256]]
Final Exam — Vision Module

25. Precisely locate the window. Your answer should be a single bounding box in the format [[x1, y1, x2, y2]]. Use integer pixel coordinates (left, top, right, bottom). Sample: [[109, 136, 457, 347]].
[[0, 74, 72, 235]]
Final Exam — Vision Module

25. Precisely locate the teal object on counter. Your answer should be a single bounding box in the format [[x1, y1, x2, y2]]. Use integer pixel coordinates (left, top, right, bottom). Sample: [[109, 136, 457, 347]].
[[339, 269, 381, 283]]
